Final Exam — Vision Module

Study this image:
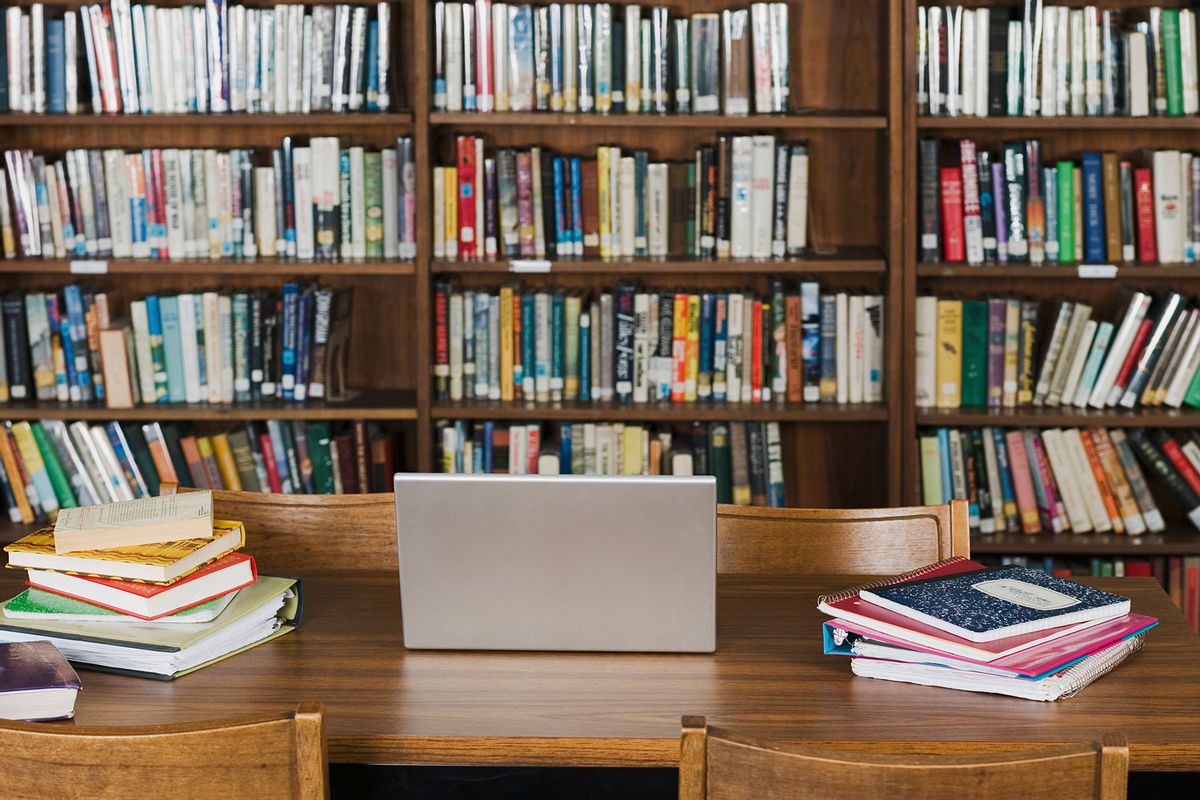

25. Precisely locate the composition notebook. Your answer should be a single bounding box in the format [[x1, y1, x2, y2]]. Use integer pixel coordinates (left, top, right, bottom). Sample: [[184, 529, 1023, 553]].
[[859, 565, 1131, 642]]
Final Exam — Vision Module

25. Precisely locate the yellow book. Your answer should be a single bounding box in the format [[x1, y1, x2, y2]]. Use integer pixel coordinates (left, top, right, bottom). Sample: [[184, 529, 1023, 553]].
[[10, 422, 53, 515], [622, 425, 643, 475], [684, 294, 701, 402], [935, 299, 963, 409], [0, 426, 34, 524], [210, 434, 243, 492], [5, 521, 246, 584], [499, 286, 515, 401], [443, 166, 458, 259], [597, 146, 611, 257]]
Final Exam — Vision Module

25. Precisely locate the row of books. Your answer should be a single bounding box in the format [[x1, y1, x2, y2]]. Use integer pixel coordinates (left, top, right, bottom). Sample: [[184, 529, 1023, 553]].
[[2, 284, 350, 406], [989, 554, 1200, 631], [0, 417, 401, 526], [433, 2, 789, 115], [436, 418, 787, 506], [432, 133, 808, 261], [2, 138, 418, 262], [919, 5, 1200, 118], [916, 292, 1200, 412], [916, 425, 1200, 538], [0, 2, 394, 115], [432, 282, 883, 405], [918, 139, 1200, 266]]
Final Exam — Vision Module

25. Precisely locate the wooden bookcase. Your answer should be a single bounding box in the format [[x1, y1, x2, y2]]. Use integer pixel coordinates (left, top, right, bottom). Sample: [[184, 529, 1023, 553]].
[[899, 0, 1200, 559], [0, 0, 906, 536]]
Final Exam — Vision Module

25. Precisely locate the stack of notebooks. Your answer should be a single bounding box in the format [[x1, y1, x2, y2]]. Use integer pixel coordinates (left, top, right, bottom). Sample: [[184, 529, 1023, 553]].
[[0, 490, 301, 680], [820, 557, 1157, 701]]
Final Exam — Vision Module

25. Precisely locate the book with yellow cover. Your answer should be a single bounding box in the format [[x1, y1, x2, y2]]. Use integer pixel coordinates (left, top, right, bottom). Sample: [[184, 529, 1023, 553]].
[[210, 434, 242, 491], [52, 490, 213, 554], [7, 521, 245, 585], [935, 299, 963, 408]]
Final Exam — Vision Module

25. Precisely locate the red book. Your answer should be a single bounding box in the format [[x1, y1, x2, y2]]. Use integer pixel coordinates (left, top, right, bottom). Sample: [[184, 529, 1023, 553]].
[[151, 149, 168, 259], [939, 166, 966, 262], [1125, 560, 1154, 578], [1158, 435, 1200, 496], [511, 291, 524, 399], [751, 299, 763, 403], [26, 553, 257, 621], [1111, 319, 1152, 398], [1029, 433, 1068, 533], [258, 432, 283, 493], [1005, 431, 1042, 534], [958, 140, 982, 263], [1187, 559, 1199, 632], [526, 426, 540, 474], [670, 293, 688, 403], [1134, 167, 1158, 263], [433, 282, 449, 399], [456, 135, 477, 259]]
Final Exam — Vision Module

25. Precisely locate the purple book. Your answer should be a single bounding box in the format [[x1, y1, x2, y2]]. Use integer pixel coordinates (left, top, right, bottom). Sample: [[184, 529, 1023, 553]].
[[991, 162, 1008, 264], [0, 641, 81, 722], [986, 298, 1006, 408]]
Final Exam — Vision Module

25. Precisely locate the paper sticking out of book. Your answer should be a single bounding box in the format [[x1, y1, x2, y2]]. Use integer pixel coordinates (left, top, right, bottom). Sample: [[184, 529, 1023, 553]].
[[52, 490, 214, 555]]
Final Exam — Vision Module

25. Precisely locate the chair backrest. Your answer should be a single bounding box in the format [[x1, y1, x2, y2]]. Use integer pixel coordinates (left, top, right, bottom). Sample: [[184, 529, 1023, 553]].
[[679, 716, 1128, 800], [0, 705, 328, 800], [201, 489, 396, 571], [715, 500, 969, 575]]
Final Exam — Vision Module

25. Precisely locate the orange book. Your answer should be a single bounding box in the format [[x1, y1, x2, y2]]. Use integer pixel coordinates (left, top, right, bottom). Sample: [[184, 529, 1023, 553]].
[[98, 327, 135, 409], [1078, 430, 1124, 534], [178, 436, 209, 489], [785, 294, 802, 403], [142, 423, 179, 484], [0, 425, 34, 524], [670, 293, 688, 402]]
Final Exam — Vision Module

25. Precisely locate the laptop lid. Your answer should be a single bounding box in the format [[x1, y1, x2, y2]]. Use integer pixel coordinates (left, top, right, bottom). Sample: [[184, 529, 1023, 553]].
[[394, 473, 716, 652]]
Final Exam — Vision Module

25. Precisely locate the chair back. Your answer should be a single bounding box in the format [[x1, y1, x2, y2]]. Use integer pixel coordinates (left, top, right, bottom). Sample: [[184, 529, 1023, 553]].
[[716, 500, 969, 575], [0, 705, 328, 800], [679, 716, 1128, 800]]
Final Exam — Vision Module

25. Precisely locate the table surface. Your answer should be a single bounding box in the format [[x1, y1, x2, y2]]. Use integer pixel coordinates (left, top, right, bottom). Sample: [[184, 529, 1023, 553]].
[[9, 571, 1200, 771]]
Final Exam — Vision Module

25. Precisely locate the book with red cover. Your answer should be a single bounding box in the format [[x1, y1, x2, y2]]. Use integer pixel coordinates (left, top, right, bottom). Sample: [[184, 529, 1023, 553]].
[[456, 135, 477, 259], [1111, 319, 1153, 400], [26, 553, 257, 621], [258, 430, 284, 493], [1134, 167, 1158, 263], [939, 166, 966, 262], [1156, 431, 1200, 496], [817, 558, 1126, 662]]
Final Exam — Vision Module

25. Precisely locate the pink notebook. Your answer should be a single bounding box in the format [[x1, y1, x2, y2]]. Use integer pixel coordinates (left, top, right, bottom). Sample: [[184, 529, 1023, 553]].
[[817, 558, 1123, 662]]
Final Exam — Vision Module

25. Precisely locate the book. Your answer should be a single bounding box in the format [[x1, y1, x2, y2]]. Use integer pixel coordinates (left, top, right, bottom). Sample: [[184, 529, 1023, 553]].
[[0, 640, 80, 721], [859, 565, 1131, 642], [4, 586, 237, 625], [51, 489, 213, 554]]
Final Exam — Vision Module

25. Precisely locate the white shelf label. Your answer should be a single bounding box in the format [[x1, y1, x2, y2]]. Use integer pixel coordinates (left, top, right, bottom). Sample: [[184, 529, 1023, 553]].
[[69, 259, 108, 274], [509, 259, 552, 273], [1078, 264, 1118, 279]]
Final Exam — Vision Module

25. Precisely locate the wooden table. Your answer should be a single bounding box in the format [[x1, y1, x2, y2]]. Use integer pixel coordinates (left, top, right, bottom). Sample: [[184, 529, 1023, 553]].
[[8, 571, 1200, 771]]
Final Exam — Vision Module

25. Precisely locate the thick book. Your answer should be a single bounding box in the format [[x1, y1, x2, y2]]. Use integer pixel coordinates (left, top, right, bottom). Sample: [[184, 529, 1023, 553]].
[[860, 565, 1131, 642], [0, 640, 80, 721], [51, 490, 213, 555]]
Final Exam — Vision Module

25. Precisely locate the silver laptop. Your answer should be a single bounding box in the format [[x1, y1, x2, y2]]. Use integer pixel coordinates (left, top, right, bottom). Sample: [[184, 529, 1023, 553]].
[[394, 473, 716, 652]]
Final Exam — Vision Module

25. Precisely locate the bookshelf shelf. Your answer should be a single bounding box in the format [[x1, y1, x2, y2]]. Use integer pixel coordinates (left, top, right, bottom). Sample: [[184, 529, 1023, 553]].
[[971, 528, 1200, 556], [0, 391, 418, 422], [916, 264, 1200, 280], [917, 116, 1200, 131], [431, 401, 888, 423], [429, 111, 888, 130], [433, 249, 887, 275], [916, 407, 1200, 428], [0, 259, 417, 276], [0, 112, 415, 127]]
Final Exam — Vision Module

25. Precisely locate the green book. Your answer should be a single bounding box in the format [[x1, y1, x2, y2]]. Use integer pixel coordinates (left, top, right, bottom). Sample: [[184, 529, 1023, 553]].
[[709, 421, 732, 504], [3, 587, 234, 624], [29, 421, 77, 509], [1183, 363, 1200, 407], [307, 422, 334, 494], [1163, 9, 1184, 115], [364, 151, 384, 259], [961, 300, 988, 408], [1056, 161, 1074, 263]]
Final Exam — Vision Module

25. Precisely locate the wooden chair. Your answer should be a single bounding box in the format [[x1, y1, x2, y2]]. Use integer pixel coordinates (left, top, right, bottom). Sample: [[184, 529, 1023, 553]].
[[0, 704, 328, 800], [679, 716, 1128, 800], [177, 486, 396, 572], [716, 499, 969, 575]]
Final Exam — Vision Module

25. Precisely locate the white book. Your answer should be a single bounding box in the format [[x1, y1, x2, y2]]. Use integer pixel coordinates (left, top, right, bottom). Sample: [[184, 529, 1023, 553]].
[[381, 148, 399, 259], [229, 4, 245, 112], [624, 5, 640, 113], [1069, 10, 1085, 115], [647, 163, 668, 257], [1182, 10, 1199, 115], [785, 145, 808, 254], [331, 5, 351, 112], [961, 10, 976, 116], [349, 147, 367, 259], [1039, 6, 1056, 116], [1047, 302, 1091, 406], [292, 147, 314, 260], [945, 5, 960, 116], [66, 422, 113, 504], [377, 1, 392, 110], [1127, 31, 1150, 117], [202, 292, 223, 404], [1089, 292, 1152, 408], [30, 4, 44, 113], [171, 8, 189, 112], [974, 7, 989, 115], [271, 4, 288, 112], [947, 430, 967, 505], [257, 9, 273, 112], [1166, 318, 1200, 407], [191, 8, 209, 113], [1083, 7, 1101, 114], [348, 7, 368, 110], [129, 301, 157, 403], [163, 150, 186, 260], [749, 135, 774, 259], [1154, 150, 1185, 264], [619, 157, 636, 258], [108, 0, 137, 113], [131, 5, 153, 112], [1040, 428, 1091, 534], [89, 425, 134, 502], [914, 295, 937, 407], [445, 4, 464, 111], [835, 292, 848, 404], [492, 3, 509, 110], [848, 295, 864, 404], [750, 2, 772, 113], [729, 136, 754, 258], [102, 150, 131, 259], [726, 293, 743, 402], [864, 294, 884, 403], [1054, 7, 1069, 115], [632, 293, 650, 402], [175, 294, 201, 405], [432, 168, 445, 259], [244, 8, 260, 111], [254, 167, 277, 258], [1059, 319, 1096, 408], [1063, 428, 1113, 533]]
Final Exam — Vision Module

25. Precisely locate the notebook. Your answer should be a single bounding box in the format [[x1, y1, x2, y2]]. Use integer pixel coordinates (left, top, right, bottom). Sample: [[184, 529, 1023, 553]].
[[859, 566, 1131, 642], [4, 587, 238, 625], [850, 634, 1146, 701], [0, 641, 81, 721], [817, 558, 1114, 661]]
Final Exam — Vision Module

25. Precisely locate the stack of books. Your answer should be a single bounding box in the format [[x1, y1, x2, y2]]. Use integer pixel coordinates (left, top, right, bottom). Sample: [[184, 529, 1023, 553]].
[[0, 490, 300, 680], [820, 558, 1157, 701]]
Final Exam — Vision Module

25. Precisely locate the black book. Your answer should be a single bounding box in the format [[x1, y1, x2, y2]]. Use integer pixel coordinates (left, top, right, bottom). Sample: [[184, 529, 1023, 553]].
[[87, 151, 112, 257], [698, 145, 716, 258], [690, 421, 710, 476], [987, 9, 1009, 116], [261, 293, 280, 397], [1119, 162, 1136, 263], [960, 429, 979, 529], [281, 137, 296, 255], [1129, 429, 1200, 520], [1102, 10, 1125, 116], [715, 134, 731, 255], [484, 157, 498, 256], [120, 423, 161, 497], [158, 422, 195, 489], [970, 428, 994, 533], [613, 285, 635, 403], [612, 19, 625, 113], [977, 149, 997, 263], [0, 11, 7, 113], [540, 149, 557, 259], [918, 138, 941, 262], [2, 293, 31, 400], [249, 291, 264, 400], [746, 421, 767, 506]]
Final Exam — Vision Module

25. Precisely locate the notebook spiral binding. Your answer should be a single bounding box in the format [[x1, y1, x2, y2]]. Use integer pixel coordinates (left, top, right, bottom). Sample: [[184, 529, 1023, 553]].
[[816, 556, 970, 608], [1059, 634, 1146, 699]]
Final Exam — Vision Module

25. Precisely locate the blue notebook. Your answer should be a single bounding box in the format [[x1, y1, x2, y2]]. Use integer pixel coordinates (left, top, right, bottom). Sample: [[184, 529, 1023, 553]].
[[859, 566, 1130, 642]]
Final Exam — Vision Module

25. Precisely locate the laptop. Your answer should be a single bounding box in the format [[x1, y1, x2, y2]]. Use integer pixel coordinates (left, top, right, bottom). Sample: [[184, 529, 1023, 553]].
[[394, 473, 716, 652]]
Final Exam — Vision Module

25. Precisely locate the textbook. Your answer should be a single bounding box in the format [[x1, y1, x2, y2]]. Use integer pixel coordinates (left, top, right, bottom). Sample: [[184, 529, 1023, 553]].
[[0, 641, 80, 721], [52, 489, 213, 554], [4, 521, 245, 584], [859, 565, 1131, 642]]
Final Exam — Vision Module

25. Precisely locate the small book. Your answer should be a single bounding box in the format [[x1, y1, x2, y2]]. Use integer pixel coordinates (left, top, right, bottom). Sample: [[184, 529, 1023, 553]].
[[52, 490, 213, 555], [25, 553, 256, 621], [859, 565, 1131, 642], [4, 587, 238, 625], [0, 641, 80, 721], [5, 522, 245, 585]]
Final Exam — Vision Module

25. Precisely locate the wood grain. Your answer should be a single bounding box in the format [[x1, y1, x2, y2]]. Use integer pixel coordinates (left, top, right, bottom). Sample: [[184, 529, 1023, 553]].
[[2, 569, 1194, 771]]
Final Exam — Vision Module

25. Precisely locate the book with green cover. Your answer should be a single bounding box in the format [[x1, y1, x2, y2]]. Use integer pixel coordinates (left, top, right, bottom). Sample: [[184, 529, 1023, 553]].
[[1163, 9, 1184, 116], [961, 300, 988, 408], [3, 587, 236, 624], [1057, 161, 1074, 262], [1183, 361, 1200, 407], [30, 422, 77, 509], [365, 151, 384, 258], [709, 421, 733, 504], [307, 422, 334, 494]]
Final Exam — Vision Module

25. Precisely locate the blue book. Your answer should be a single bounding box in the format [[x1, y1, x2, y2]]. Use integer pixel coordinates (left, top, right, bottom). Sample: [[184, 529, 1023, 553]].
[[634, 151, 648, 256], [991, 428, 1018, 531], [937, 428, 952, 504], [859, 566, 1131, 642], [483, 420, 494, 473], [819, 294, 837, 396], [698, 293, 715, 400], [1043, 167, 1059, 262], [551, 292, 564, 399], [293, 289, 311, 400], [474, 293, 489, 398], [712, 295, 728, 402], [1081, 152, 1106, 263], [552, 157, 567, 255], [61, 286, 91, 402], [578, 310, 591, 402], [143, 294, 168, 402], [365, 20, 380, 110], [46, 20, 66, 113], [569, 157, 584, 256], [57, 312, 77, 401], [0, 11, 7, 112], [1076, 321, 1114, 404], [560, 422, 572, 474], [454, 421, 466, 473], [158, 296, 187, 403], [279, 283, 300, 400]]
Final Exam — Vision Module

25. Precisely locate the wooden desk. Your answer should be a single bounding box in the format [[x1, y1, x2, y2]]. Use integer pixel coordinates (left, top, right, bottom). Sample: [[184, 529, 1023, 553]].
[[6, 571, 1199, 771]]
